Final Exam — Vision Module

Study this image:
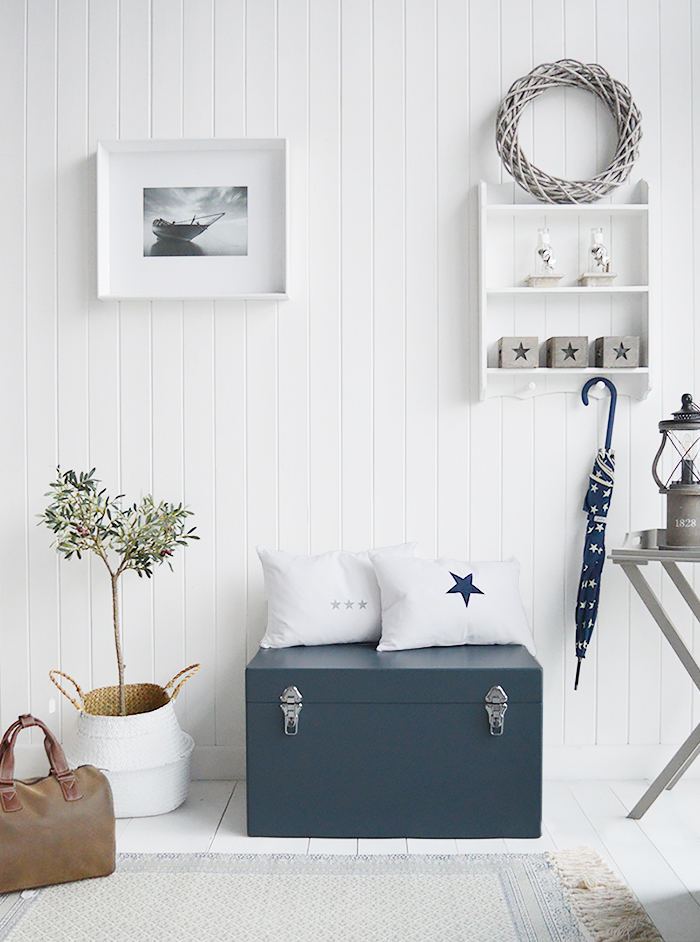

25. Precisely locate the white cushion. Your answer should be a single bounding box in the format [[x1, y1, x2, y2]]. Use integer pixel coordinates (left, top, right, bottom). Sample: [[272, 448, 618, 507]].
[[372, 555, 535, 655], [257, 543, 417, 648]]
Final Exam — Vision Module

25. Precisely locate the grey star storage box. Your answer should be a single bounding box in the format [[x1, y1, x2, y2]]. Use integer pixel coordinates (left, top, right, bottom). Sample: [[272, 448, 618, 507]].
[[246, 642, 542, 838]]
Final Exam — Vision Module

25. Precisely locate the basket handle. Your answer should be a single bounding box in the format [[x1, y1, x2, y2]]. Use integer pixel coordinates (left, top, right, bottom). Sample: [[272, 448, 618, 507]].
[[49, 670, 85, 711], [164, 664, 200, 701]]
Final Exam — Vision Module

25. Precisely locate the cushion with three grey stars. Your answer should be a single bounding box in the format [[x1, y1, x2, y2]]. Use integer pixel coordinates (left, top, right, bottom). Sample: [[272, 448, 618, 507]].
[[371, 556, 535, 654], [257, 543, 416, 648]]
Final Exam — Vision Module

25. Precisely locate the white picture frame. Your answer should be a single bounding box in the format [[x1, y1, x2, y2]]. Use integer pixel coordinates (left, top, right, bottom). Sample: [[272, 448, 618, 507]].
[[97, 139, 288, 300]]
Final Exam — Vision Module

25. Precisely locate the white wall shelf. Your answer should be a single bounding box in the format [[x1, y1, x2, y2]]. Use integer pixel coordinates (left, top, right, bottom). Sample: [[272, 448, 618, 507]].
[[477, 180, 651, 401]]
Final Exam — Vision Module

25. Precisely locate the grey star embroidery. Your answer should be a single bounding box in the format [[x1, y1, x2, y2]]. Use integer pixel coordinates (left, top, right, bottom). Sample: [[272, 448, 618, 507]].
[[562, 343, 578, 361], [358, 600, 367, 609], [345, 600, 354, 609], [331, 600, 341, 609]]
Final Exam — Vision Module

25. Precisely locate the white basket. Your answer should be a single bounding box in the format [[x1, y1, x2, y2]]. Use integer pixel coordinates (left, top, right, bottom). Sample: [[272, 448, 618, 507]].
[[64, 705, 195, 818], [98, 734, 195, 818], [66, 699, 190, 770], [52, 666, 200, 818]]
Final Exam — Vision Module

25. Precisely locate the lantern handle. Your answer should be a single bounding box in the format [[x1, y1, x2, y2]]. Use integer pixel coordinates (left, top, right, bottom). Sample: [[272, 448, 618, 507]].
[[651, 432, 667, 490], [581, 377, 617, 452]]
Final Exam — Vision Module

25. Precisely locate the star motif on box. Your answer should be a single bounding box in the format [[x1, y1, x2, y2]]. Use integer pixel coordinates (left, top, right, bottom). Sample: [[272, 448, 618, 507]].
[[614, 342, 630, 360], [513, 342, 530, 360], [446, 572, 484, 608], [562, 342, 578, 360]]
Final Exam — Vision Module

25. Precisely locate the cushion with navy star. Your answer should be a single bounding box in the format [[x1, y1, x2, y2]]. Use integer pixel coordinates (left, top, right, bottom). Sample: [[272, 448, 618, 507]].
[[257, 543, 416, 648], [371, 555, 535, 654]]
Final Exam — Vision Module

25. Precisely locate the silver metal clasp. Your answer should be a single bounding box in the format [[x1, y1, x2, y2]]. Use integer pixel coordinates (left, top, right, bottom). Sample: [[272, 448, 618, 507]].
[[485, 685, 508, 736], [280, 685, 303, 736]]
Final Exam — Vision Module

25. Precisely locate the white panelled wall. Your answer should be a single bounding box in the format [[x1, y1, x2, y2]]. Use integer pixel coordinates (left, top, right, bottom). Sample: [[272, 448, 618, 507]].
[[1, 0, 699, 781]]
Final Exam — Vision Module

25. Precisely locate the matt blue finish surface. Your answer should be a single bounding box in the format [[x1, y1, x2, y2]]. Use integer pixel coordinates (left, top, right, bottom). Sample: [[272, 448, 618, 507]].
[[246, 643, 542, 839]]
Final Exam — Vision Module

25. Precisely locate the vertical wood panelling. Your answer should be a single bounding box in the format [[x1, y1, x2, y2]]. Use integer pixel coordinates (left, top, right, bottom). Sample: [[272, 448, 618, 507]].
[[277, 0, 310, 555], [150, 301, 187, 687], [307, 0, 341, 554], [117, 2, 153, 691], [86, 0, 121, 706], [627, 0, 663, 748], [658, 1, 696, 747], [499, 0, 535, 642], [151, 0, 183, 138], [212, 0, 248, 767], [119, 0, 151, 139], [181, 0, 216, 746], [435, 0, 469, 560], [184, 0, 214, 138], [0, 2, 29, 729], [213, 0, 246, 136], [340, 0, 374, 552], [589, 0, 632, 751], [25, 1, 60, 734], [243, 1, 280, 660], [149, 0, 188, 719], [692, 1, 700, 732], [372, 0, 406, 547], [405, 0, 439, 558], [182, 304, 217, 741], [468, 2, 502, 565], [3, 0, 700, 779], [56, 0, 92, 738], [212, 305, 248, 766]]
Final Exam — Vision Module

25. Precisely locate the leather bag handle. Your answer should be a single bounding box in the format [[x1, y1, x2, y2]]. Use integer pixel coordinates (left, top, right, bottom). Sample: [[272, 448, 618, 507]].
[[0, 714, 83, 813]]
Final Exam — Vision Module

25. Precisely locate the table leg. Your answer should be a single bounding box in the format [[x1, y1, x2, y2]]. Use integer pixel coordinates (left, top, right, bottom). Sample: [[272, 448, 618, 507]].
[[619, 562, 700, 816], [627, 721, 700, 819], [620, 563, 700, 689], [665, 739, 700, 790]]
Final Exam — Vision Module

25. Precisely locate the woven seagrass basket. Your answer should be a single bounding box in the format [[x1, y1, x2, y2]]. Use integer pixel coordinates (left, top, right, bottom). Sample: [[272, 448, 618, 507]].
[[50, 665, 199, 818]]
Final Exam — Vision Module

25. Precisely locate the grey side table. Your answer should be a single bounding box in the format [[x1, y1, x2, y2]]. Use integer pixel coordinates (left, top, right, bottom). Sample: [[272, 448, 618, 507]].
[[610, 529, 700, 818]]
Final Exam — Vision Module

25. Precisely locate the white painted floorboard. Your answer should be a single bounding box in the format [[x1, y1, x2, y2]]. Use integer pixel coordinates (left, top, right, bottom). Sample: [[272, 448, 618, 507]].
[[113, 779, 700, 942]]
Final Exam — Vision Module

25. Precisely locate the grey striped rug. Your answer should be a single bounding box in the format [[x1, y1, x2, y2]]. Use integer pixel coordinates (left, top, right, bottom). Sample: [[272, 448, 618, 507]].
[[0, 848, 661, 942]]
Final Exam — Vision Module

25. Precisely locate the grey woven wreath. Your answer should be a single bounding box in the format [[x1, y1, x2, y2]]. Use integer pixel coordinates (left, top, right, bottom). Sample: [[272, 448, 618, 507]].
[[496, 59, 642, 204]]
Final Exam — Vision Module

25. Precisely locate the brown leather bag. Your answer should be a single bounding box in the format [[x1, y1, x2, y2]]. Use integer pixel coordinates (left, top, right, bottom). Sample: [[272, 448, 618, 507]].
[[0, 714, 116, 894]]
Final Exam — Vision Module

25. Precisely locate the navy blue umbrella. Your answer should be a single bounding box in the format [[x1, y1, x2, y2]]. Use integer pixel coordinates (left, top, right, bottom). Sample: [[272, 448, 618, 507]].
[[575, 378, 617, 690]]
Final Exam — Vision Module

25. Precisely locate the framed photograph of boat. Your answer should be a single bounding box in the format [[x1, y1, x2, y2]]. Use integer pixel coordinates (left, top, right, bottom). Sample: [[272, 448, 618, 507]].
[[96, 139, 288, 300]]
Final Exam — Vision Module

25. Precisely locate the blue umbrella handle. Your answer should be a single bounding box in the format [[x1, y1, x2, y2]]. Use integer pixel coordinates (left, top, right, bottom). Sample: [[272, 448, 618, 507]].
[[581, 377, 617, 451]]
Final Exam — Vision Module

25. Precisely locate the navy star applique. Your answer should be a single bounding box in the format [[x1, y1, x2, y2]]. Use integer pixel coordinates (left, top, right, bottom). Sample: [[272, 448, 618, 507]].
[[446, 572, 484, 608]]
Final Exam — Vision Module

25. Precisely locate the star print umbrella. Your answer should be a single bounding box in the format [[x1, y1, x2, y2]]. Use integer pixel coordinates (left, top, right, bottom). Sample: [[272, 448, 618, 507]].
[[575, 377, 617, 690]]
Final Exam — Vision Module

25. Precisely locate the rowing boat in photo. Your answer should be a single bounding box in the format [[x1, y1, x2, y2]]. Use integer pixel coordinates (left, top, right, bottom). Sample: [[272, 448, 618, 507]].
[[152, 212, 225, 242]]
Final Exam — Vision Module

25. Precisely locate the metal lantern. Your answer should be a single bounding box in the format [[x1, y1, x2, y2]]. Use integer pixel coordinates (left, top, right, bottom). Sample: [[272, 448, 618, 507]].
[[652, 394, 700, 549]]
